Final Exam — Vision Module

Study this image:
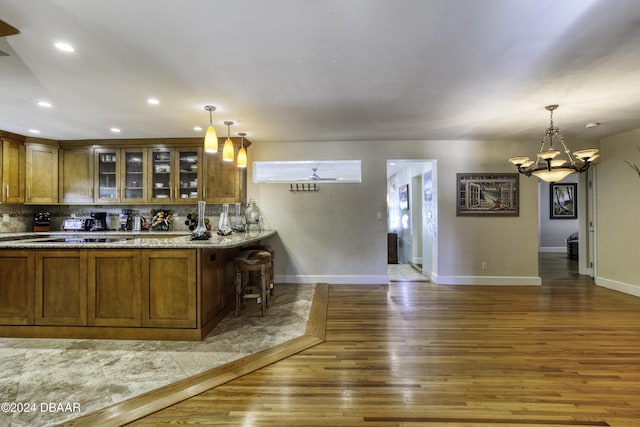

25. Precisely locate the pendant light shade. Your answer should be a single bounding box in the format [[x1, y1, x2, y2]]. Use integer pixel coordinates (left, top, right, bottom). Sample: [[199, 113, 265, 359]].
[[222, 121, 234, 162], [237, 132, 247, 168], [203, 106, 218, 153]]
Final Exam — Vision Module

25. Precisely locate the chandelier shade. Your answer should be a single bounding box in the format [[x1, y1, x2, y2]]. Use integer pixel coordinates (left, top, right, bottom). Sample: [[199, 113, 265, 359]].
[[222, 121, 234, 162], [508, 104, 600, 183], [203, 105, 218, 153]]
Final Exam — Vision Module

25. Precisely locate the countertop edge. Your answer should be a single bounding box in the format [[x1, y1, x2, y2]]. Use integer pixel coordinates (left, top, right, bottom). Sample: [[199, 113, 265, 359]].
[[0, 230, 277, 249]]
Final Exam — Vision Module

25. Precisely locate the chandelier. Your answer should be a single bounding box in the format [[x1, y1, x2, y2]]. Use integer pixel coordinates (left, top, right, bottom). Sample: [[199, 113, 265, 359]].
[[508, 105, 599, 183]]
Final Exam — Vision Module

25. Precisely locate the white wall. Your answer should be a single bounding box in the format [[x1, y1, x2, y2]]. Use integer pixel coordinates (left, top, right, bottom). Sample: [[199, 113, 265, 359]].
[[249, 139, 540, 285], [596, 128, 640, 296]]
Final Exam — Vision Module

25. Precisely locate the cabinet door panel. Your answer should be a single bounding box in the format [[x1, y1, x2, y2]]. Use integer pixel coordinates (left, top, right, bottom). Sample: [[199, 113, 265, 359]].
[[88, 250, 141, 327], [95, 149, 120, 202], [0, 251, 35, 325], [200, 249, 223, 325], [26, 143, 59, 204], [1, 138, 25, 203], [203, 146, 245, 204], [142, 250, 196, 328], [122, 149, 146, 202], [175, 148, 201, 203], [35, 251, 88, 326], [60, 147, 94, 204]]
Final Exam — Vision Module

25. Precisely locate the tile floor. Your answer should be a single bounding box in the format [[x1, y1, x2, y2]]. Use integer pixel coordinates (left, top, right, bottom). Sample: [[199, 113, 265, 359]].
[[0, 283, 315, 427], [387, 263, 431, 282]]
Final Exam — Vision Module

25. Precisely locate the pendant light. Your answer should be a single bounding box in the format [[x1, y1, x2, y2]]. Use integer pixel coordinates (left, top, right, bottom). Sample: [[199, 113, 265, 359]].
[[222, 121, 234, 162], [203, 106, 218, 153], [237, 132, 247, 168]]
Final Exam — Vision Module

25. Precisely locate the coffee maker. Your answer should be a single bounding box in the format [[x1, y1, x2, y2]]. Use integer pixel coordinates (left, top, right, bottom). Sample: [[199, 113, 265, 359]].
[[90, 212, 107, 231], [119, 209, 133, 231]]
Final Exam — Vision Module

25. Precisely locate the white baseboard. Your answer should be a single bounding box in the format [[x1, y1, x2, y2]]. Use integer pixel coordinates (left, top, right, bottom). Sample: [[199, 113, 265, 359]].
[[275, 274, 388, 285], [596, 276, 640, 298], [539, 247, 567, 253], [431, 273, 541, 286]]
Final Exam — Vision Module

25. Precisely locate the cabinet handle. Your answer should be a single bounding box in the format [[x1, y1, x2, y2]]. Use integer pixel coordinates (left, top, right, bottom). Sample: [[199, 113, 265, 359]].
[[5, 185, 8, 199]]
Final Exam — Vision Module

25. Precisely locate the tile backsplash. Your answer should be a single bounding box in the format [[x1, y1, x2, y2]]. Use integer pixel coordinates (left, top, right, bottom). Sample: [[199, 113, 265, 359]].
[[0, 203, 246, 233]]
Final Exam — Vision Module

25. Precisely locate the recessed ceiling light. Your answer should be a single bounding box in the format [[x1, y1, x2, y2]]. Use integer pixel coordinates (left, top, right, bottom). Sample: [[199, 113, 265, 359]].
[[110, 127, 121, 133], [585, 122, 600, 128], [193, 126, 202, 131], [54, 42, 75, 52], [37, 101, 52, 108], [29, 129, 40, 134], [147, 98, 160, 105]]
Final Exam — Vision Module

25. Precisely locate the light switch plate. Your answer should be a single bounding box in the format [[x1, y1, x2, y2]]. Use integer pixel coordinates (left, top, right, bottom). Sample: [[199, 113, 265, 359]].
[[2, 214, 9, 222]]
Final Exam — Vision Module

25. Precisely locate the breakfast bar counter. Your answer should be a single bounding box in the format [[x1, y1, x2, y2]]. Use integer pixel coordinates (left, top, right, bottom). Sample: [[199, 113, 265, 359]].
[[0, 230, 276, 341]]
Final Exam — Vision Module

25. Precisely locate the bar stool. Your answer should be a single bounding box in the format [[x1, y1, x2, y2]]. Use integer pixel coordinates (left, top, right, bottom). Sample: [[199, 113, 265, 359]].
[[234, 249, 272, 317], [243, 244, 275, 297]]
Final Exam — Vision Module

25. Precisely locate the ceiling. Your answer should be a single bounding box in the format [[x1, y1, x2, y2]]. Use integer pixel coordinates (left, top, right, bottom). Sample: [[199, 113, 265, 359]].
[[1, 0, 640, 145]]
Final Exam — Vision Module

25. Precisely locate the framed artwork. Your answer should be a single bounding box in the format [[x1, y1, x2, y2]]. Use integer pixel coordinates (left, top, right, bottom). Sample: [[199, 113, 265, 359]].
[[399, 184, 409, 210], [456, 173, 519, 216], [550, 183, 577, 219]]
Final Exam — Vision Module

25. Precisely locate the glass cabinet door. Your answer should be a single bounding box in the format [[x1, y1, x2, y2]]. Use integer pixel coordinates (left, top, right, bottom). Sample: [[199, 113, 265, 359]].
[[96, 150, 119, 201], [176, 149, 200, 202], [150, 150, 172, 201], [122, 149, 146, 201]]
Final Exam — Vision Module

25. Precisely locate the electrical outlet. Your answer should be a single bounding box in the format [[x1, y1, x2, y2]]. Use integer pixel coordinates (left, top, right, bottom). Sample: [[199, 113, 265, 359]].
[[481, 261, 488, 270], [2, 214, 9, 222]]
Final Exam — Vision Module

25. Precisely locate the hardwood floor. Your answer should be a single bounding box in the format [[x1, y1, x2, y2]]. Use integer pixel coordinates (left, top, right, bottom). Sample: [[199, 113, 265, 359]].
[[75, 258, 640, 426]]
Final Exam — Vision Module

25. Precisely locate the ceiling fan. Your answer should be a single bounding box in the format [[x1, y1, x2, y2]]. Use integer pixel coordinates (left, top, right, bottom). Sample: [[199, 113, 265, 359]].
[[306, 167, 337, 181]]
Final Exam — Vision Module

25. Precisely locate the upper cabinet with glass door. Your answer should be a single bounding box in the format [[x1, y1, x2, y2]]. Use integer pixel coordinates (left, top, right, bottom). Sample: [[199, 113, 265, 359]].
[[95, 148, 147, 203], [176, 148, 201, 202], [149, 147, 201, 204], [122, 149, 147, 202], [150, 149, 172, 202], [95, 149, 119, 202]]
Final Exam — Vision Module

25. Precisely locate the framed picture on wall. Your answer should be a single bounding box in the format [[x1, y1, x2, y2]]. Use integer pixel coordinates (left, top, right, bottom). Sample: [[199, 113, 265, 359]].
[[550, 183, 577, 219], [456, 173, 519, 216]]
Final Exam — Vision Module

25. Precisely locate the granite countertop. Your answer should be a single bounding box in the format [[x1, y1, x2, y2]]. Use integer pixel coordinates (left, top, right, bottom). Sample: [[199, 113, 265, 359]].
[[0, 230, 276, 249]]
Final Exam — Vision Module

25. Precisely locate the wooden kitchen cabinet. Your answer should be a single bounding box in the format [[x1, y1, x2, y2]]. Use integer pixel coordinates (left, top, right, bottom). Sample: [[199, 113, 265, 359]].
[[0, 250, 35, 325], [0, 230, 270, 340], [94, 147, 147, 204], [25, 142, 59, 204], [141, 249, 197, 328], [59, 146, 94, 204], [35, 250, 88, 326], [203, 140, 246, 204], [148, 147, 202, 204], [1, 137, 25, 204], [88, 250, 141, 327]]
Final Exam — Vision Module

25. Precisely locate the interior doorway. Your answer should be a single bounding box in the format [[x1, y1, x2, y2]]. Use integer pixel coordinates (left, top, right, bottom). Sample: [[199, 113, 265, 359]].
[[386, 160, 437, 282], [537, 169, 596, 282]]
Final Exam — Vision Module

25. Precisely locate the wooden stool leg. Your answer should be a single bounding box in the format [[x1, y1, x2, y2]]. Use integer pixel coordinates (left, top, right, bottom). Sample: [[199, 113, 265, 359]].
[[260, 264, 266, 316], [235, 264, 241, 317], [269, 258, 275, 296]]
